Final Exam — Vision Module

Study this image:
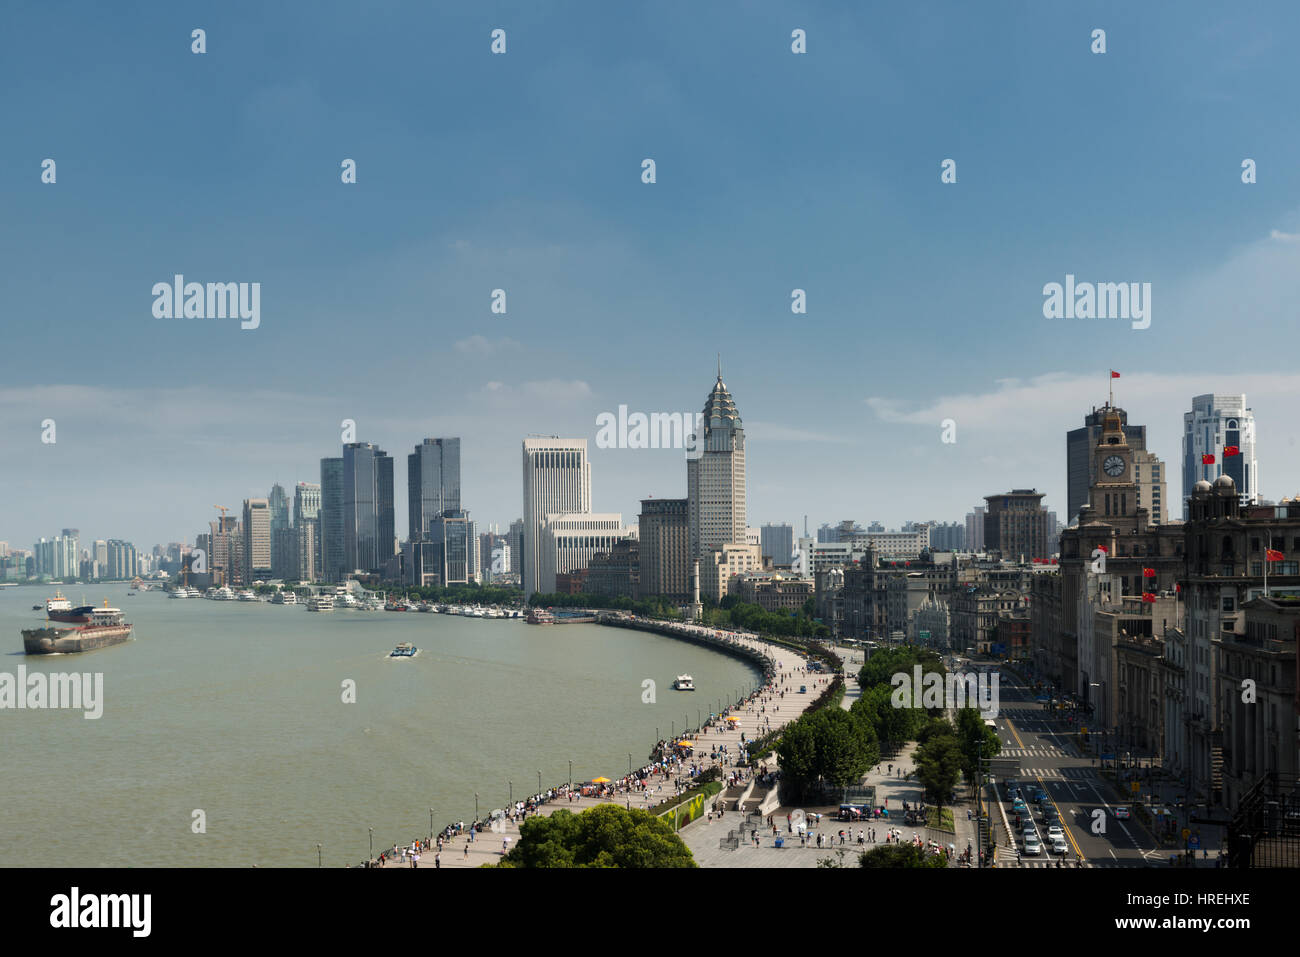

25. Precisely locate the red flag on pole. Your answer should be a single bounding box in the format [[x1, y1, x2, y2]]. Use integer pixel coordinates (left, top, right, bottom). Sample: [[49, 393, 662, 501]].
[[1143, 568, 1156, 577], [1141, 592, 1156, 603], [1266, 549, 1285, 561], [1175, 583, 1181, 593], [1201, 453, 1215, 465], [1224, 445, 1240, 457], [1110, 370, 1121, 378], [1096, 545, 1108, 553]]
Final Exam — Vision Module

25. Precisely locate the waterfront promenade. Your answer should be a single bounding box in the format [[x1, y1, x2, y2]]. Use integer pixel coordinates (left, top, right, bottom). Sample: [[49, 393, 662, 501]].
[[371, 619, 832, 869]]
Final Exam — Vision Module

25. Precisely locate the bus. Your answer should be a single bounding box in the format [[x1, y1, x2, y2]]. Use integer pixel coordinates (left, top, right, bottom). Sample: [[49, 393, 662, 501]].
[[983, 718, 997, 732]]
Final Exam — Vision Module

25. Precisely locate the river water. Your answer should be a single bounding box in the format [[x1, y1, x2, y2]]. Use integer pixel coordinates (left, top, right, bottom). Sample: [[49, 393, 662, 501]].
[[0, 584, 761, 867]]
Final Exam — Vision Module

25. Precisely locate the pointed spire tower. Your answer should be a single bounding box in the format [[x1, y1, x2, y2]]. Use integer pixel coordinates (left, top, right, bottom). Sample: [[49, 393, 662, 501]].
[[688, 361, 747, 561]]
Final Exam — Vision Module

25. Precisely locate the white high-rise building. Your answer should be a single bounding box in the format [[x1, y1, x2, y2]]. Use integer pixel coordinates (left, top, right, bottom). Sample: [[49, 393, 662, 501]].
[[522, 438, 591, 595], [538, 513, 629, 594], [688, 369, 747, 562], [1182, 394, 1258, 518]]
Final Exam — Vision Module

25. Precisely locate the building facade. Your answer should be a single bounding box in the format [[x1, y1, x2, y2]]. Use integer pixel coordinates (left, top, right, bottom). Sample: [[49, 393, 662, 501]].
[[687, 372, 747, 562], [522, 438, 590, 596], [639, 498, 690, 601], [1183, 394, 1259, 518]]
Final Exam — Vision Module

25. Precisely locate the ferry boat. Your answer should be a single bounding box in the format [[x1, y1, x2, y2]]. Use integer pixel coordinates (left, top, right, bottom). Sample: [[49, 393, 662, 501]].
[[361, 597, 384, 611], [211, 586, 234, 600], [44, 592, 95, 624], [526, 608, 555, 625], [673, 675, 696, 691], [336, 592, 360, 609], [237, 590, 257, 601], [168, 587, 189, 599], [271, 591, 297, 605], [23, 601, 133, 655], [186, 586, 203, 598], [389, 642, 416, 657], [306, 595, 335, 612]]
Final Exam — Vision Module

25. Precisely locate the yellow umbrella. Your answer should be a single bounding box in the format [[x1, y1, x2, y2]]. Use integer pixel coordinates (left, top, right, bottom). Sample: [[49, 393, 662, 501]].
[[726, 716, 740, 723], [592, 776, 611, 784], [676, 740, 694, 747]]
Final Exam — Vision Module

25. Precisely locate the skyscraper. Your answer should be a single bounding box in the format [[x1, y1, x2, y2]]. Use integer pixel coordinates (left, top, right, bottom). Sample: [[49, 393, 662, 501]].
[[965, 507, 986, 552], [760, 523, 794, 565], [687, 369, 747, 561], [294, 481, 322, 582], [521, 438, 590, 596], [983, 490, 1049, 561], [1183, 394, 1258, 517], [426, 509, 478, 586], [319, 457, 345, 582], [242, 498, 272, 581], [407, 438, 461, 541], [341, 442, 394, 576], [268, 483, 292, 579], [640, 498, 690, 600], [506, 519, 524, 576]]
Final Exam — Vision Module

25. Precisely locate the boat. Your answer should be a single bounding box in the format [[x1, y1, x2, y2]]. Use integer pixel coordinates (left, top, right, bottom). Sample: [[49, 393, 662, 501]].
[[416, 602, 432, 612], [271, 591, 298, 605], [23, 600, 133, 655], [45, 592, 96, 623], [337, 593, 360, 609], [168, 587, 189, 599], [361, 597, 384, 611], [237, 590, 256, 601], [526, 608, 555, 625], [389, 642, 417, 657], [673, 675, 696, 691], [185, 586, 203, 598], [306, 595, 335, 612]]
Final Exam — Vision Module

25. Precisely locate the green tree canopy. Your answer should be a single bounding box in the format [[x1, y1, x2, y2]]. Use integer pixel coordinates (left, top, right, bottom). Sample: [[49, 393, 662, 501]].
[[913, 732, 964, 808], [859, 842, 947, 868], [496, 806, 697, 868]]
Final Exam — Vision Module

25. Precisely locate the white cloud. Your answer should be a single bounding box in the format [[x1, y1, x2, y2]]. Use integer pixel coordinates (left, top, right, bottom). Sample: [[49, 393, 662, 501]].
[[454, 335, 521, 356]]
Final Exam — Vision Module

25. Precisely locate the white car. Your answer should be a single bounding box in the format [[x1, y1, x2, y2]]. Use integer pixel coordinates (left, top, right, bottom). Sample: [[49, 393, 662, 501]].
[[1047, 825, 1064, 841], [1023, 835, 1043, 856], [1050, 836, 1069, 856]]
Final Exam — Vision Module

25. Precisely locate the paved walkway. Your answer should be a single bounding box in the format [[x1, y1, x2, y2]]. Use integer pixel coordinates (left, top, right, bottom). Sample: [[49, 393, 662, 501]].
[[373, 622, 831, 869]]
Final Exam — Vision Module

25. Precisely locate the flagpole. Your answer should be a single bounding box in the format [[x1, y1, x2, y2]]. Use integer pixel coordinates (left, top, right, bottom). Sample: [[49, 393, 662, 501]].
[[1265, 532, 1270, 599]]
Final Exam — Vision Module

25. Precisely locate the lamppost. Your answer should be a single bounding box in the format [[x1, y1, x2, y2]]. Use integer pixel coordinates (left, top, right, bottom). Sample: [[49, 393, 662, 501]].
[[368, 828, 373, 861], [509, 780, 513, 806], [474, 792, 479, 822], [429, 808, 434, 843], [317, 843, 322, 868], [569, 760, 572, 791], [537, 770, 542, 796]]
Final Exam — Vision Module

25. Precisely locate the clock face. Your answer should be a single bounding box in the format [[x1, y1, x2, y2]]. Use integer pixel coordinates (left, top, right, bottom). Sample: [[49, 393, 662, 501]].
[[1102, 455, 1125, 477]]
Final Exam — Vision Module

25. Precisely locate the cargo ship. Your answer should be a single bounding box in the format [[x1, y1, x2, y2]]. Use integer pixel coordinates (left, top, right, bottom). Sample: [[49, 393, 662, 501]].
[[22, 601, 133, 655], [44, 591, 96, 624]]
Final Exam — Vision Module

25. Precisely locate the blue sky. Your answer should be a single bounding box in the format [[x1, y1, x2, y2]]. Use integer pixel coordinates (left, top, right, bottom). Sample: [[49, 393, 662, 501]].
[[3, 1, 1300, 549]]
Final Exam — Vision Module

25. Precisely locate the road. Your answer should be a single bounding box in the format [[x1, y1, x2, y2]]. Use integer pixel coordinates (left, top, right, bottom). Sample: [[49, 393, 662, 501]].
[[983, 664, 1173, 868]]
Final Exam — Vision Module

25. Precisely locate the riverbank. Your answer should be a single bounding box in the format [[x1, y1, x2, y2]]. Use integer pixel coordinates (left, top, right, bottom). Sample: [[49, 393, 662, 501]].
[[364, 618, 829, 869]]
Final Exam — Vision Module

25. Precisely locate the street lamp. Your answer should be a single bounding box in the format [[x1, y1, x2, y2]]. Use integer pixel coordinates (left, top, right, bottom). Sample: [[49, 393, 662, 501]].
[[317, 842, 322, 868], [628, 753, 632, 777], [474, 792, 479, 822], [368, 827, 373, 861], [537, 770, 542, 796], [429, 807, 434, 843], [509, 780, 513, 806], [569, 759, 572, 791]]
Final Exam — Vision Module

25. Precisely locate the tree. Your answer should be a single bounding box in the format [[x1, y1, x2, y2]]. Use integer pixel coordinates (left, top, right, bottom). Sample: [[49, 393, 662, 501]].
[[496, 806, 696, 868], [859, 843, 947, 868], [913, 733, 964, 808], [954, 707, 1001, 779]]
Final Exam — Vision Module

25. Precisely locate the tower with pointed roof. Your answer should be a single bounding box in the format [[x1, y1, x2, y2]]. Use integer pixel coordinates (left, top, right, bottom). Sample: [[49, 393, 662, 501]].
[[687, 364, 747, 562]]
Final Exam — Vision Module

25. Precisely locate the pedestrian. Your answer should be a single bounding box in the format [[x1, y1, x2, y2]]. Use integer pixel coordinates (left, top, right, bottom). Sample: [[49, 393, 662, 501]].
[[463, 844, 469, 859], [435, 853, 440, 869]]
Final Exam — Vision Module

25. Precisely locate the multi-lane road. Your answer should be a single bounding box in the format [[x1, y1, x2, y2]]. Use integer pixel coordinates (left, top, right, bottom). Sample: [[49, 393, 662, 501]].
[[977, 663, 1168, 868]]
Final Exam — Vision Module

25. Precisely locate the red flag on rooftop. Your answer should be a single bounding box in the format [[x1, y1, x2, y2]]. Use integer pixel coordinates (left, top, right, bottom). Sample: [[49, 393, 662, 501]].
[[1096, 545, 1108, 553], [1224, 445, 1240, 457], [1143, 568, 1156, 577], [1266, 549, 1285, 561], [1111, 370, 1121, 378], [1141, 592, 1156, 603], [1202, 453, 1215, 465]]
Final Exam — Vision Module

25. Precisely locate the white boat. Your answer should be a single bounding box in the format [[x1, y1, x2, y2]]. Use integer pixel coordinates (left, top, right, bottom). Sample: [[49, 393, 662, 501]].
[[361, 597, 384, 611], [306, 595, 335, 612], [169, 588, 188, 599], [272, 591, 298, 605], [186, 587, 203, 598], [215, 586, 236, 601], [336, 593, 360, 609], [237, 590, 256, 601], [673, 675, 696, 691]]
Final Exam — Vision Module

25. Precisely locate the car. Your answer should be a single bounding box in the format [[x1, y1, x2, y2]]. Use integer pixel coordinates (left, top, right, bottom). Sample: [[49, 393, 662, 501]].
[[1013, 800, 1028, 814], [1114, 806, 1130, 819], [1022, 826, 1038, 842], [1047, 825, 1064, 841], [1023, 835, 1043, 856], [1050, 836, 1069, 856], [1032, 789, 1049, 804]]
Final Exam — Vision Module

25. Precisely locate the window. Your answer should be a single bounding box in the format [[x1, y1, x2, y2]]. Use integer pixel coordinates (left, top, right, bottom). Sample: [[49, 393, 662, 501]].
[[1222, 596, 1234, 612], [1251, 537, 1261, 553], [1251, 562, 1263, 576]]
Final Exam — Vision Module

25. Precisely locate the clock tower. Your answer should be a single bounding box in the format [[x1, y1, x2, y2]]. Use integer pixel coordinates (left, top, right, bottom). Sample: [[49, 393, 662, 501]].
[[1087, 407, 1140, 530]]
